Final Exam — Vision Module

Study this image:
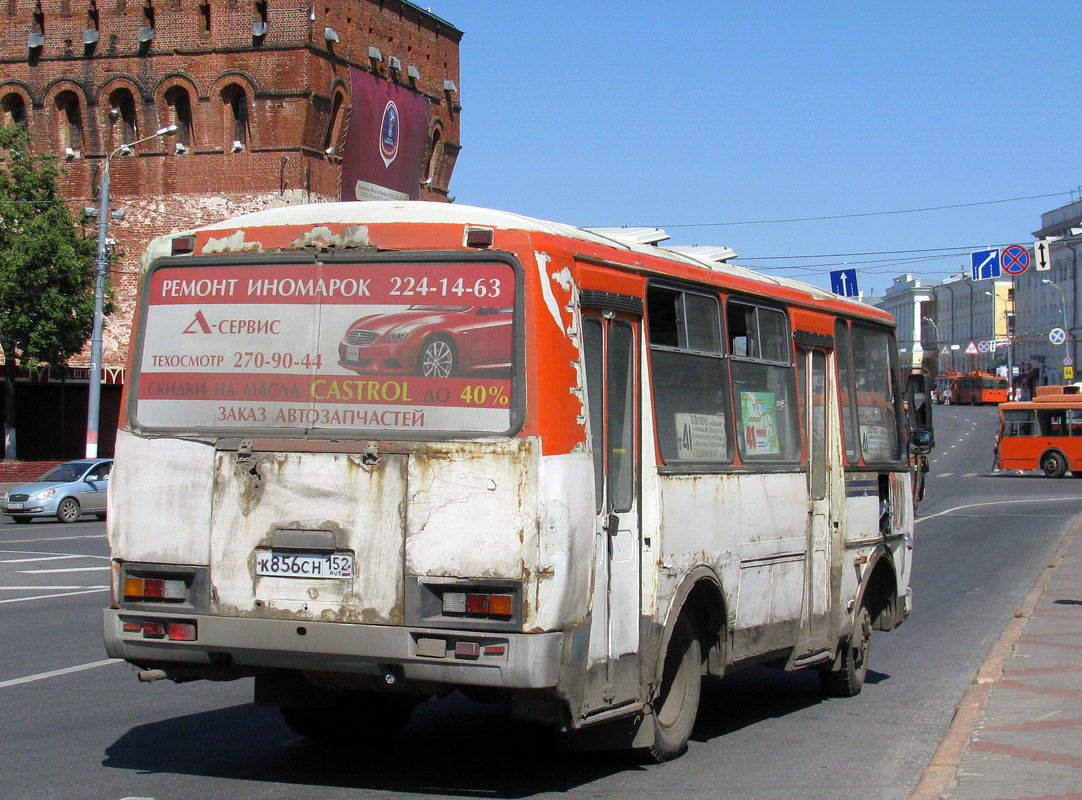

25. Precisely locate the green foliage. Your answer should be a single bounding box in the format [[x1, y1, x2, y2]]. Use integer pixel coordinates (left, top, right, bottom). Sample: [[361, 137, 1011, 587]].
[[0, 124, 99, 372]]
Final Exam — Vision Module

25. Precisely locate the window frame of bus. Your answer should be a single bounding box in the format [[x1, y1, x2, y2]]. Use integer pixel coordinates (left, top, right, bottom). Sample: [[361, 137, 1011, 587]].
[[845, 321, 906, 466], [127, 250, 526, 440], [726, 298, 802, 465], [645, 282, 733, 468]]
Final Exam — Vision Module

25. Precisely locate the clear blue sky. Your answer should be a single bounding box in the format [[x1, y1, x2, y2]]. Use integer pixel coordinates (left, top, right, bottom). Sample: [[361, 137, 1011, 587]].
[[429, 1, 1082, 296]]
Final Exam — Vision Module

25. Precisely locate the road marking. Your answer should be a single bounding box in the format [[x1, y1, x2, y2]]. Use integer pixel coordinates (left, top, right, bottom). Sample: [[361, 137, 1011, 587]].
[[0, 534, 106, 544], [0, 587, 108, 604], [0, 658, 122, 689], [18, 566, 111, 574], [0, 554, 88, 564], [0, 548, 109, 560], [917, 497, 1082, 525], [0, 585, 104, 590]]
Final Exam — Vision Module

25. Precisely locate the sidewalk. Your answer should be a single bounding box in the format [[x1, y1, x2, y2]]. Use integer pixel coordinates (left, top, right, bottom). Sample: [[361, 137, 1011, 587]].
[[911, 512, 1082, 800]]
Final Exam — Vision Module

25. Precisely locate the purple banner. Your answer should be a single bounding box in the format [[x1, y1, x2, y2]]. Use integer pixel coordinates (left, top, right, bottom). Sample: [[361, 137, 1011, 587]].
[[341, 68, 430, 201]]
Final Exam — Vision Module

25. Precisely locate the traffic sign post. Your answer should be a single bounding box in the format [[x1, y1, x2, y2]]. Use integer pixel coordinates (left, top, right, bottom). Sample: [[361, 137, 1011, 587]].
[[1001, 244, 1030, 275], [829, 268, 859, 297], [971, 248, 1000, 280], [1034, 239, 1052, 271]]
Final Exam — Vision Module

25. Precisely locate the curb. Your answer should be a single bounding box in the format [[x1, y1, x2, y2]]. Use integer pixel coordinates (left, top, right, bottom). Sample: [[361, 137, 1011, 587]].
[[907, 510, 1082, 800]]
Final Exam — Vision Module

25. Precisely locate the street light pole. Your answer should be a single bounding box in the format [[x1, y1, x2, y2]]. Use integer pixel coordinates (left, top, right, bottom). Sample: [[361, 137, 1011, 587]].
[[85, 123, 177, 458], [921, 316, 940, 373], [1042, 278, 1071, 384]]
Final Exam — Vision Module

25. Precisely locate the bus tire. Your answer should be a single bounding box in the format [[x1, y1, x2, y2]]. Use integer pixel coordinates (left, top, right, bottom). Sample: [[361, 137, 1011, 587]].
[[281, 692, 414, 743], [645, 611, 702, 762], [1042, 452, 1068, 479], [819, 604, 872, 698]]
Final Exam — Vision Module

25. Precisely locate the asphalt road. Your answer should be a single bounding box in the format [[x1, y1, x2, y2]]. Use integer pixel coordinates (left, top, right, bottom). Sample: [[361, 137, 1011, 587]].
[[1, 404, 1078, 800]]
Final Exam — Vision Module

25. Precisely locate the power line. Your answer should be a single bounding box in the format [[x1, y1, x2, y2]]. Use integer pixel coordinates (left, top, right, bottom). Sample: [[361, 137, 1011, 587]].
[[643, 191, 1072, 229]]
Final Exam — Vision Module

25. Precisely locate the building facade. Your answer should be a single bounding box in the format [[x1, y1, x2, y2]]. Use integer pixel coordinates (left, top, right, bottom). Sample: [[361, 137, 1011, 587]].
[[0, 0, 462, 458], [877, 199, 1082, 396]]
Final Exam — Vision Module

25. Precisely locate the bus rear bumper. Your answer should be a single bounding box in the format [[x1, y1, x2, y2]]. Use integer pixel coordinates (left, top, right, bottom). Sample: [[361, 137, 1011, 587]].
[[103, 608, 563, 690]]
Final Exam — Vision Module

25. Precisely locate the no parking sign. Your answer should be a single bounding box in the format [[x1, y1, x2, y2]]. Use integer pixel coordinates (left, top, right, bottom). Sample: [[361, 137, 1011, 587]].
[[1002, 244, 1030, 275]]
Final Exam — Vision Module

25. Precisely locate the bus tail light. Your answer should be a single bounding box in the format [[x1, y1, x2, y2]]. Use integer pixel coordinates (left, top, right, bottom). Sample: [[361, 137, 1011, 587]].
[[124, 576, 187, 602], [123, 617, 198, 641], [167, 622, 197, 641], [443, 591, 514, 619]]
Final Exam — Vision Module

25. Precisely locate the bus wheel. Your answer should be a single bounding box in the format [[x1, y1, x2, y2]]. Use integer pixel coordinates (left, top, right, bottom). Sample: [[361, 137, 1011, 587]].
[[1042, 452, 1067, 479], [281, 692, 415, 743], [645, 611, 702, 762], [819, 604, 872, 698]]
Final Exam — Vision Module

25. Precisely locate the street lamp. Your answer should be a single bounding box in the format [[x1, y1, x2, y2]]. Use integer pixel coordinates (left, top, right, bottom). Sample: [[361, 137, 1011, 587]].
[[1042, 278, 1071, 383], [921, 316, 940, 371], [1041, 278, 1069, 334], [85, 122, 178, 458]]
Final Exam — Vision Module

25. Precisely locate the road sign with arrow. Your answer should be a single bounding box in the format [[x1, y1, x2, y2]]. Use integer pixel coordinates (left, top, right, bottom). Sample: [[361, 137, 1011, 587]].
[[1034, 239, 1052, 272]]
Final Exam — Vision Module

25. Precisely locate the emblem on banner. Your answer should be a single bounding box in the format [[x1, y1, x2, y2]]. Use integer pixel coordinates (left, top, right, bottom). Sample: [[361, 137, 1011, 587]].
[[380, 101, 400, 167]]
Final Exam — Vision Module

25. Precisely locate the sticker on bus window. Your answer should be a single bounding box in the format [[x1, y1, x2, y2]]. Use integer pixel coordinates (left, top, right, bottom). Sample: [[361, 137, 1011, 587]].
[[675, 412, 727, 460], [860, 426, 892, 460], [739, 392, 780, 455], [134, 261, 515, 434]]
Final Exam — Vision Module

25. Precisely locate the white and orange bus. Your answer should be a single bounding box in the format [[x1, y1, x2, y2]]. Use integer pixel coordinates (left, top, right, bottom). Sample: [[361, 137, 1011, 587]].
[[997, 385, 1082, 477], [103, 202, 931, 760]]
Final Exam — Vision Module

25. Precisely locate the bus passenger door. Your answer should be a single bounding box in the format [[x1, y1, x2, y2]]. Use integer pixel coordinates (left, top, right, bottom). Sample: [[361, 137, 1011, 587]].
[[797, 346, 832, 655], [582, 315, 641, 718]]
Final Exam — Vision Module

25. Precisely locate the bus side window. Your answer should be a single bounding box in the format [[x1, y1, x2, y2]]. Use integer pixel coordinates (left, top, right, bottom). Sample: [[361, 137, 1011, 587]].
[[646, 284, 732, 465], [727, 300, 800, 463], [850, 324, 903, 463], [1003, 410, 1034, 437], [1070, 409, 1082, 436]]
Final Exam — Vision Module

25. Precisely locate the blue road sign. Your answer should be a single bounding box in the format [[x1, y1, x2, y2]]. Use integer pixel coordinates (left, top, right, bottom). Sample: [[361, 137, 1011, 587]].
[[1002, 244, 1030, 275], [829, 268, 859, 297], [1050, 327, 1067, 346], [971, 248, 1000, 280]]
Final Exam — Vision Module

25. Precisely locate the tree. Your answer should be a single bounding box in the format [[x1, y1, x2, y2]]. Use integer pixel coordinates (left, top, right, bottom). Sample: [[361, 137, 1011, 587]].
[[0, 124, 99, 460]]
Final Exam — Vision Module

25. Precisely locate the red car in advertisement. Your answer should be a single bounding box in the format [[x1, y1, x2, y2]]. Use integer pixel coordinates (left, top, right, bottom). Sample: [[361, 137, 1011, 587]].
[[338, 305, 513, 377]]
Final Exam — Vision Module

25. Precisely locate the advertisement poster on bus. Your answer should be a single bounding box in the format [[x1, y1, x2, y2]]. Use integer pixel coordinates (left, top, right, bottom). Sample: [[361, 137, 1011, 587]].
[[740, 392, 780, 455], [133, 261, 515, 435]]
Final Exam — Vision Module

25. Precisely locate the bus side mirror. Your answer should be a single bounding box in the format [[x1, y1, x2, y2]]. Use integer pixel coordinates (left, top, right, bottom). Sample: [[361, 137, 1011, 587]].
[[906, 370, 934, 438], [909, 429, 933, 454]]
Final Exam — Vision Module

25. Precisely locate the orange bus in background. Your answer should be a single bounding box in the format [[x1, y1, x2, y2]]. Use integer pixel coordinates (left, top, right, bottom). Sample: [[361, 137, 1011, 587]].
[[954, 372, 1008, 405], [997, 385, 1082, 477], [933, 372, 960, 404]]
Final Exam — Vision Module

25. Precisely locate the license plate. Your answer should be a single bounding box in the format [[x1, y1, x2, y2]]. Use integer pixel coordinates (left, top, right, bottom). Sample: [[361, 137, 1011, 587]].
[[7, 503, 23, 510], [346, 345, 359, 360], [255, 551, 353, 579]]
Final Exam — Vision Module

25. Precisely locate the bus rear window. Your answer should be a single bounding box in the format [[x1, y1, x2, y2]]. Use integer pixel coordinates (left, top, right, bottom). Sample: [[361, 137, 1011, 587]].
[[131, 257, 518, 437]]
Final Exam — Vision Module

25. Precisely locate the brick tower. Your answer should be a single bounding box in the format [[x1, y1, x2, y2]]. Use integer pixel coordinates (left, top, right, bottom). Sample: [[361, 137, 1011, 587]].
[[0, 0, 462, 458]]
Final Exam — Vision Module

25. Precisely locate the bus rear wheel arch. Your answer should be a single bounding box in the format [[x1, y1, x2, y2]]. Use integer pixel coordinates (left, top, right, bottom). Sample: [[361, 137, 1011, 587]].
[[1042, 451, 1068, 478]]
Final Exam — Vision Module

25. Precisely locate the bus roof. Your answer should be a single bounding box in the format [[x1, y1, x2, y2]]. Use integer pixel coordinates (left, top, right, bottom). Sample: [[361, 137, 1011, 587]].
[[151, 200, 881, 318]]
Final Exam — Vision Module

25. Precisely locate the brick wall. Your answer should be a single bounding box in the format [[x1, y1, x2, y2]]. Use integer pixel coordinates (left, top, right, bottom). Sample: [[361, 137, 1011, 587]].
[[0, 0, 463, 374]]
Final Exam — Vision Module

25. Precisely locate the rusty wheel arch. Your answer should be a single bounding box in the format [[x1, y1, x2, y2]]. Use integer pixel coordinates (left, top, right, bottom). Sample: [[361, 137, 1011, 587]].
[[852, 546, 901, 633], [650, 566, 728, 690]]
